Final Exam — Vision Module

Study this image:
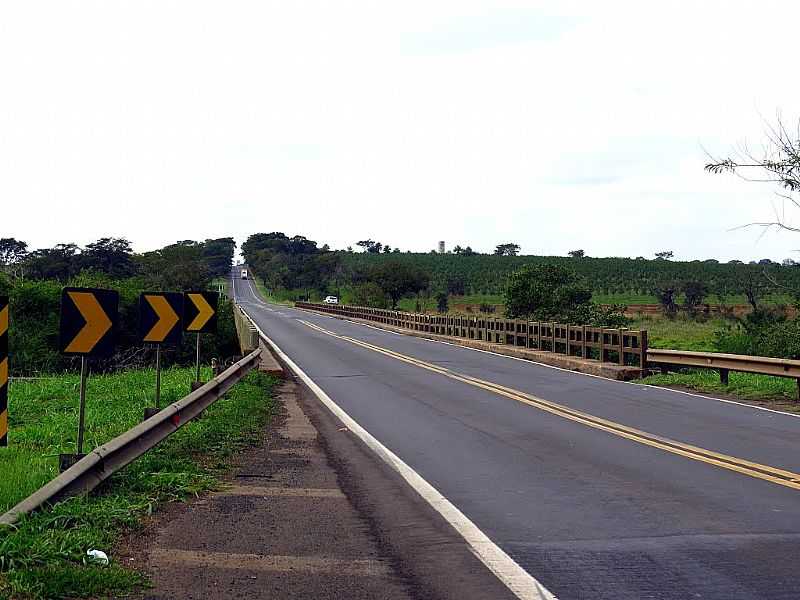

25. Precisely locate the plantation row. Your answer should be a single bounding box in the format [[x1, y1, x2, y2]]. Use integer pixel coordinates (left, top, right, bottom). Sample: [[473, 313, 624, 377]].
[[339, 252, 799, 301]]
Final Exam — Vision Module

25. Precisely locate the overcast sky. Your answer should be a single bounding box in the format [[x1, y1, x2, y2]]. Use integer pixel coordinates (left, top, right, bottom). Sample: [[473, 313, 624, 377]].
[[3, 1, 800, 261]]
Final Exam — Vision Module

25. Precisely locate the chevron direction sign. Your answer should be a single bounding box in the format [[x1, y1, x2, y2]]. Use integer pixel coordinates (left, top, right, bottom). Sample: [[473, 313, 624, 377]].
[[139, 292, 183, 345], [183, 291, 219, 334], [59, 288, 119, 358]]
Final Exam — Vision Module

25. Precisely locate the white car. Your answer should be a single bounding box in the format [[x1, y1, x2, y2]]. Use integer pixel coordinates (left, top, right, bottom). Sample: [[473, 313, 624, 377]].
[[323, 296, 339, 304]]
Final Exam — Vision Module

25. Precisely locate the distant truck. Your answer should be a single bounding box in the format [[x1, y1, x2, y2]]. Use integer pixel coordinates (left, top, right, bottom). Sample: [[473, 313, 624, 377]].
[[241, 269, 248, 279]]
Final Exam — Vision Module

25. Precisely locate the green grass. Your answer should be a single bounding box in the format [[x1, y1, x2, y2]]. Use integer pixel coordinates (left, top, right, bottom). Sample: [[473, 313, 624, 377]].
[[0, 367, 277, 599], [641, 369, 800, 408], [250, 279, 295, 306], [395, 294, 504, 313], [630, 316, 727, 352]]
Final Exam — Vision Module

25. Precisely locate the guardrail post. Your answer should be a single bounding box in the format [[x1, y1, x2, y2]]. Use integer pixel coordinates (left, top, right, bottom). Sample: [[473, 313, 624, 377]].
[[720, 368, 729, 385]]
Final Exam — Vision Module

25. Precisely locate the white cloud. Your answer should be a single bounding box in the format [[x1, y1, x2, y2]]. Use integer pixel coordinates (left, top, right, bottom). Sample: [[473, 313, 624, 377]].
[[2, 0, 800, 262]]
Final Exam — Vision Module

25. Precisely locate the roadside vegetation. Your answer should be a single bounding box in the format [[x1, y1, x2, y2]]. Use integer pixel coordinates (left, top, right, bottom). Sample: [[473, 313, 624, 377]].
[[0, 237, 239, 376], [641, 370, 800, 410], [0, 367, 277, 599], [240, 232, 800, 312]]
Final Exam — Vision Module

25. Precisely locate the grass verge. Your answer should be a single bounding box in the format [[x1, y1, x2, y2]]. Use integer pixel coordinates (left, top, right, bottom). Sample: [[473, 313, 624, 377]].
[[250, 279, 294, 306], [0, 367, 277, 599], [630, 316, 727, 352], [641, 369, 800, 411]]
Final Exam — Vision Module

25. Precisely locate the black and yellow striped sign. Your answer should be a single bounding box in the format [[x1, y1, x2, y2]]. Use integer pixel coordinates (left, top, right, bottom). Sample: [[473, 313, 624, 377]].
[[0, 296, 8, 446]]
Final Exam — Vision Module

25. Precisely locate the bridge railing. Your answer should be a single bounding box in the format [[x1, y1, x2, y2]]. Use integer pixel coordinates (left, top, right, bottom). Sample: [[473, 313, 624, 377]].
[[296, 302, 648, 368]]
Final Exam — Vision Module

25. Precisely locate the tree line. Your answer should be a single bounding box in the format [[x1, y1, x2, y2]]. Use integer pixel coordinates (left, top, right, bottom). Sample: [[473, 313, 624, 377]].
[[0, 236, 236, 288], [0, 236, 239, 375], [338, 251, 800, 306], [242, 232, 429, 309]]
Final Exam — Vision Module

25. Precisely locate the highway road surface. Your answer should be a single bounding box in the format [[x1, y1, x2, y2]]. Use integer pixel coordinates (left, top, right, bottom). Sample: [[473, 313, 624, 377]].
[[233, 275, 800, 600]]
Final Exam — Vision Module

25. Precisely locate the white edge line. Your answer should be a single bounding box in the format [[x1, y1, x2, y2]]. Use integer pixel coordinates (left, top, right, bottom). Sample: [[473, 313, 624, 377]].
[[241, 305, 557, 600], [293, 308, 800, 421]]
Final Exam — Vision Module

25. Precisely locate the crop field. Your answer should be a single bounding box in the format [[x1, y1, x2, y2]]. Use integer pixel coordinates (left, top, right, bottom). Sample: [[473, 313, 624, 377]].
[[0, 367, 277, 599], [339, 252, 800, 300]]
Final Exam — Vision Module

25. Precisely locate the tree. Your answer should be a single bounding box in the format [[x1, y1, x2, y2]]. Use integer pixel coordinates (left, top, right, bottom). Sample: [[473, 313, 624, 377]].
[[654, 284, 678, 318], [682, 280, 708, 315], [0, 238, 28, 277], [383, 245, 392, 253], [202, 237, 237, 278], [139, 240, 211, 290], [706, 117, 800, 234], [504, 264, 600, 324], [351, 282, 388, 308], [739, 267, 767, 312], [446, 276, 466, 296], [436, 291, 449, 313], [655, 251, 674, 260], [568, 249, 585, 258], [452, 245, 464, 255], [356, 239, 383, 253], [81, 237, 134, 278], [25, 243, 80, 281], [369, 262, 429, 308], [494, 243, 521, 256], [242, 232, 290, 260], [462, 246, 477, 256]]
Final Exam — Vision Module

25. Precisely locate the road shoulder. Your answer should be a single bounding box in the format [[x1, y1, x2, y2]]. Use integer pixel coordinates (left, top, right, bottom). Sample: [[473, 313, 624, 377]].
[[119, 374, 513, 599]]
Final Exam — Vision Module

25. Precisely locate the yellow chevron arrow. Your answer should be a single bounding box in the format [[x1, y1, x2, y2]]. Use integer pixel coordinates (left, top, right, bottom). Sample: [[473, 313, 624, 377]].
[[144, 295, 180, 342], [0, 303, 7, 336], [65, 292, 113, 353], [187, 293, 214, 331]]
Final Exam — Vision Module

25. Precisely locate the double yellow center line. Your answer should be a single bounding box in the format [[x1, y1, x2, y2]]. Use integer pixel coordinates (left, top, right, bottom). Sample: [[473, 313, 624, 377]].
[[299, 319, 800, 491]]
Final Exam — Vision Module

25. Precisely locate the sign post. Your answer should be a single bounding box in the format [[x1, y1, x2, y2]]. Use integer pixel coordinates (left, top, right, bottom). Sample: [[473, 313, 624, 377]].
[[139, 292, 183, 419], [183, 291, 219, 390], [76, 357, 88, 453], [58, 287, 118, 471], [0, 296, 8, 447]]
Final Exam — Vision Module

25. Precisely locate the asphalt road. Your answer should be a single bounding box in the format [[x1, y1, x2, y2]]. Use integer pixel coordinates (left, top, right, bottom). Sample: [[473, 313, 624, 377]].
[[233, 276, 800, 600]]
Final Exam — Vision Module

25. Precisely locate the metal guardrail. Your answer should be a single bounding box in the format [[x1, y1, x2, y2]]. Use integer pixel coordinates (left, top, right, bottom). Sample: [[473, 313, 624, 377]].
[[0, 348, 262, 526], [647, 348, 800, 390], [296, 302, 648, 368]]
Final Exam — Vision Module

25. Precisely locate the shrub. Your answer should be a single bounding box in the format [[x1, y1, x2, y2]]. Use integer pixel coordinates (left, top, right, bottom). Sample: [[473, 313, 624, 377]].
[[504, 264, 627, 326], [436, 292, 449, 313], [682, 280, 708, 315], [351, 282, 389, 308], [654, 284, 678, 318], [5, 272, 240, 375], [714, 310, 800, 359]]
